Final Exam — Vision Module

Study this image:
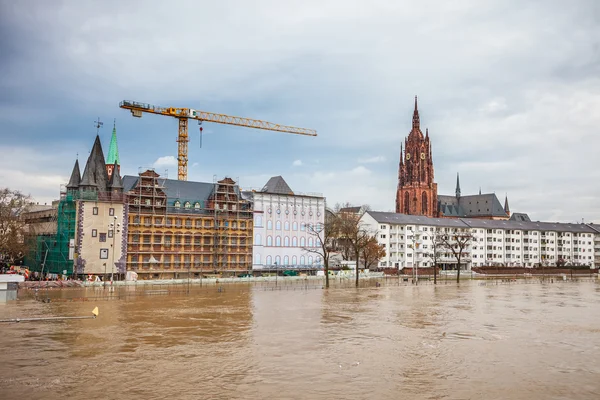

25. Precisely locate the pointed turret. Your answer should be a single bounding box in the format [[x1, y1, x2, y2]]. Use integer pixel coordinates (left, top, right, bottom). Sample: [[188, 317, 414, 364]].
[[504, 194, 510, 216], [479, 187, 482, 195], [412, 96, 420, 130], [109, 161, 123, 189], [425, 128, 429, 138], [66, 159, 81, 190], [400, 143, 404, 166], [455, 172, 461, 198], [80, 135, 109, 192], [106, 120, 120, 179]]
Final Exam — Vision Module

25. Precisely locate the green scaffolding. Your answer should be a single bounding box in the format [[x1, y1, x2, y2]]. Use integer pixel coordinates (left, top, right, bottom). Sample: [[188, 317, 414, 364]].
[[25, 195, 76, 276]]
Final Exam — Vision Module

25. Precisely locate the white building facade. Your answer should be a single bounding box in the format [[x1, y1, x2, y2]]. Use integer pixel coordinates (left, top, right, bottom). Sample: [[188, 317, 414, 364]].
[[246, 176, 326, 271], [360, 211, 597, 270]]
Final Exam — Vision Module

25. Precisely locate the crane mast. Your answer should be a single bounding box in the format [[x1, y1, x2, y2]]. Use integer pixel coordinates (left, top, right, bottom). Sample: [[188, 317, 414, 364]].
[[120, 100, 317, 181]]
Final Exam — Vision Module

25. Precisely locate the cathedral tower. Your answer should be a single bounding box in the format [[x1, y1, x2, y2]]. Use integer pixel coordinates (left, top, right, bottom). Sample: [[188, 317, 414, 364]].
[[395, 97, 438, 217]]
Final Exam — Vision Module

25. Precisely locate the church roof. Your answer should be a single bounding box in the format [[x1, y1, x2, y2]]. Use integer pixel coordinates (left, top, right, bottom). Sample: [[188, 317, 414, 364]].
[[123, 175, 214, 201], [66, 159, 81, 189], [438, 193, 507, 218], [80, 135, 110, 191], [510, 212, 530, 222], [366, 211, 597, 233], [106, 122, 120, 166], [261, 176, 294, 195]]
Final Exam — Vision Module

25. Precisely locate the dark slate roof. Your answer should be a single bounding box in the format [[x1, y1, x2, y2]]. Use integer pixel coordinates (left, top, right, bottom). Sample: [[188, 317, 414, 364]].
[[588, 223, 600, 234], [66, 159, 81, 189], [438, 193, 507, 218], [339, 206, 362, 213], [80, 135, 110, 191], [123, 175, 214, 201], [367, 211, 469, 228], [365, 211, 597, 233], [261, 176, 293, 195], [108, 162, 123, 189], [510, 212, 531, 222]]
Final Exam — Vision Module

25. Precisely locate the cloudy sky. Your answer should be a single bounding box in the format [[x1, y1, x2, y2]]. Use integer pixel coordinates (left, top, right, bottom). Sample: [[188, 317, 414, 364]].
[[1, 0, 598, 223]]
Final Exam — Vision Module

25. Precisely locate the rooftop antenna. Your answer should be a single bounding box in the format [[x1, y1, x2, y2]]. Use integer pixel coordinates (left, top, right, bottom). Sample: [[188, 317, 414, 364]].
[[94, 117, 104, 135]]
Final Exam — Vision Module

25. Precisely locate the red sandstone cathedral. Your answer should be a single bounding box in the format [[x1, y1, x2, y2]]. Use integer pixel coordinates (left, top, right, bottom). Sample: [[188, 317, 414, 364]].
[[395, 97, 522, 221]]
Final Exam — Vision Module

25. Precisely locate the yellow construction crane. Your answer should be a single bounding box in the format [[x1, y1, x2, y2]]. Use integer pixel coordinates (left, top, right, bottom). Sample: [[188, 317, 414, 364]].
[[119, 100, 317, 181]]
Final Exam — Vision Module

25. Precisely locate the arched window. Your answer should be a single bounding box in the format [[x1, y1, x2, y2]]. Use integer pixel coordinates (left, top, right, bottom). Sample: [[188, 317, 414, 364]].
[[276, 220, 281, 230], [284, 221, 290, 230], [267, 220, 272, 230], [308, 256, 313, 264], [184, 201, 191, 209], [255, 234, 262, 246], [255, 215, 262, 227], [266, 255, 272, 265], [316, 256, 322, 265], [422, 191, 428, 215], [301, 223, 306, 231], [292, 237, 297, 247], [292, 256, 297, 265], [275, 255, 281, 265], [292, 222, 298, 231], [300, 237, 306, 247], [284, 256, 289, 265], [404, 192, 410, 214], [300, 256, 306, 265], [267, 236, 273, 246], [254, 253, 261, 264], [276, 236, 281, 246], [308, 237, 313, 247], [284, 236, 290, 246]]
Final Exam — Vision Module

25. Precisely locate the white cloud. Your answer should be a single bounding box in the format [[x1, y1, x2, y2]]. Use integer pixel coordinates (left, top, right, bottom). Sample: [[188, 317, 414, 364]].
[[292, 159, 303, 167], [358, 156, 386, 164], [153, 156, 177, 169], [192, 162, 199, 167]]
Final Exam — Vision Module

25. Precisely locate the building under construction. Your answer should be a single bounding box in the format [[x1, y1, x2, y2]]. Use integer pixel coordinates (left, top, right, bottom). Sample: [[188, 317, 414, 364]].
[[123, 170, 253, 279]]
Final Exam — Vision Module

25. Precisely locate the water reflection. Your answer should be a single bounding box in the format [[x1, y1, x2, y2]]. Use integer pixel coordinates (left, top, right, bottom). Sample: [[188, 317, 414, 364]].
[[0, 281, 599, 399]]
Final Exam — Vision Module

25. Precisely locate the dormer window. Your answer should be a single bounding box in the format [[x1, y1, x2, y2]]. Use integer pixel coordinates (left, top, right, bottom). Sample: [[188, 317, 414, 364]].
[[174, 200, 181, 208], [194, 202, 201, 209], [184, 201, 191, 209]]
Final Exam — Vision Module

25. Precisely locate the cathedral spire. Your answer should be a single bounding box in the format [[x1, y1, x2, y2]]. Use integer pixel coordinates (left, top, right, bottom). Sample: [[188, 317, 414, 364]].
[[455, 172, 461, 198], [504, 194, 510, 215], [412, 96, 420, 130], [106, 119, 120, 166]]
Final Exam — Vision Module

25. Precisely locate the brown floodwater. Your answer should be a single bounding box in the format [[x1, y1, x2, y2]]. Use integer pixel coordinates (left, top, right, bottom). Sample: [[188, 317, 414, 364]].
[[1, 280, 599, 400]]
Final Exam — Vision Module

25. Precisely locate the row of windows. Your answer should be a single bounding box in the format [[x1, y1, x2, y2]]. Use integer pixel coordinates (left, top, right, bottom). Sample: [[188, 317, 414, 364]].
[[92, 207, 116, 216], [91, 229, 113, 241], [254, 234, 320, 247], [379, 225, 594, 238], [254, 254, 322, 265], [132, 216, 247, 229]]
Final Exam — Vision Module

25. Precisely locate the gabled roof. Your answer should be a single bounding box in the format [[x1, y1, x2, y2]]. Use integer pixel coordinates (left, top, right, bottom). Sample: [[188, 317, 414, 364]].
[[66, 159, 81, 189], [123, 175, 214, 201], [339, 206, 362, 213], [510, 213, 531, 222], [261, 176, 294, 195], [438, 193, 507, 218], [366, 211, 468, 228]]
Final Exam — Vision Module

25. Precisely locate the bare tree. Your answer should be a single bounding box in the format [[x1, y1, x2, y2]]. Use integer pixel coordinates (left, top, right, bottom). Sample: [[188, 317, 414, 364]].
[[438, 228, 473, 283], [303, 215, 339, 289], [0, 188, 32, 266], [361, 236, 386, 270], [338, 212, 370, 287], [424, 228, 444, 284]]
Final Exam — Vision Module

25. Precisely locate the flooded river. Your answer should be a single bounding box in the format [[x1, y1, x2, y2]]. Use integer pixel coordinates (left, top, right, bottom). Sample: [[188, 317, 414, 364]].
[[1, 280, 599, 399]]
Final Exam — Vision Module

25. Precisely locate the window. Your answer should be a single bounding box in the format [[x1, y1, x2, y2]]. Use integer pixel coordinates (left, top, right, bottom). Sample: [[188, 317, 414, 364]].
[[92, 229, 97, 237], [308, 237, 313, 247], [293, 222, 298, 231], [276, 221, 281, 230], [267, 220, 272, 230], [301, 223, 306, 231], [184, 201, 191, 209], [276, 236, 281, 246], [284, 256, 289, 265], [109, 208, 115, 216], [300, 237, 306, 247], [275, 255, 281, 265], [99, 233, 107, 242], [266, 255, 272, 265], [267, 236, 273, 246], [93, 207, 98, 215], [255, 234, 262, 246], [292, 237, 297, 247], [308, 256, 313, 265], [255, 215, 263, 227], [380, 225, 386, 229], [292, 256, 297, 265], [254, 254, 261, 264], [108, 230, 114, 238], [174, 200, 181, 208], [99, 249, 109, 259], [284, 236, 290, 246], [284, 221, 290, 230], [300, 256, 306, 265]]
